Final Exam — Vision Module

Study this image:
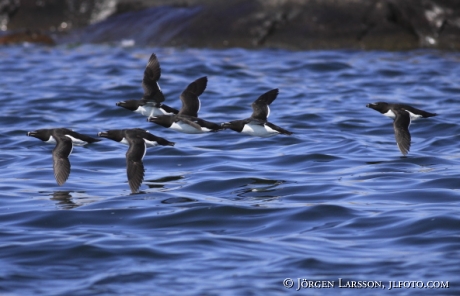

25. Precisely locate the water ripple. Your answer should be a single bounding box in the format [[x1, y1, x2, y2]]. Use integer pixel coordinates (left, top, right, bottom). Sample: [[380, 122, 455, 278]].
[[0, 45, 459, 295]]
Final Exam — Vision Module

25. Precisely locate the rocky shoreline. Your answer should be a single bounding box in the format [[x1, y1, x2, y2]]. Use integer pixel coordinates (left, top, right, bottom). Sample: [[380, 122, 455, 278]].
[[1, 0, 460, 50]]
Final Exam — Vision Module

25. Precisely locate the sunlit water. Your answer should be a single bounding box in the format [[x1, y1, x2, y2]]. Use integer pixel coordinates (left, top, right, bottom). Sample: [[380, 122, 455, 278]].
[[1, 44, 460, 295]]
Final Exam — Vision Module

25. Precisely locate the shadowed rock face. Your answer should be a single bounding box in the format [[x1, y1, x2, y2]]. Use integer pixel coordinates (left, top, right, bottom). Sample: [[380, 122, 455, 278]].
[[2, 0, 460, 50]]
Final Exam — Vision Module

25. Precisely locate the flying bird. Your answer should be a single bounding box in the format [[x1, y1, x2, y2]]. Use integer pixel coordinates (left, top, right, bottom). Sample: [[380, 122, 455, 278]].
[[148, 76, 221, 133], [27, 128, 100, 185], [116, 53, 179, 117], [97, 128, 174, 193], [221, 89, 292, 137], [366, 102, 437, 155]]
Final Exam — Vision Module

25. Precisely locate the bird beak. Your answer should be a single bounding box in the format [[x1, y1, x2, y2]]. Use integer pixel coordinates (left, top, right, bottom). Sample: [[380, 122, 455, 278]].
[[97, 131, 108, 137], [116, 101, 125, 106], [27, 131, 36, 136]]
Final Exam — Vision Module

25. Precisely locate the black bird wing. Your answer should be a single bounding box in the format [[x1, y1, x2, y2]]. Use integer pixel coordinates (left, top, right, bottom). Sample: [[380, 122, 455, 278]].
[[125, 136, 146, 193], [178, 115, 222, 132], [176, 116, 203, 131], [400, 104, 437, 118], [135, 129, 175, 146], [142, 53, 165, 104], [221, 119, 249, 132], [251, 89, 279, 121], [265, 121, 293, 135], [159, 103, 179, 115], [193, 117, 222, 131], [52, 136, 73, 186], [393, 109, 411, 156], [65, 129, 100, 143], [178, 76, 207, 117]]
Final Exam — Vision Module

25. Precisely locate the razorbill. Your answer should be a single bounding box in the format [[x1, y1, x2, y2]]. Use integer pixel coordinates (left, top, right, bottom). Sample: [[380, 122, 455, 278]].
[[27, 128, 100, 185], [221, 89, 293, 137], [366, 102, 437, 120], [366, 102, 437, 155], [116, 53, 179, 117], [97, 128, 174, 193], [148, 76, 221, 133]]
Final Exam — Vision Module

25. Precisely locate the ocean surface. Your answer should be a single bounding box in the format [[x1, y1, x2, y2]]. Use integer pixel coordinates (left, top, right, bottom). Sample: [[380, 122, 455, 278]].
[[0, 44, 459, 295]]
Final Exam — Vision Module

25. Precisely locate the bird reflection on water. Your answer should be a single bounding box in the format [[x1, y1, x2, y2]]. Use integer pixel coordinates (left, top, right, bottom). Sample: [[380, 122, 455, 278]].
[[40, 190, 99, 210]]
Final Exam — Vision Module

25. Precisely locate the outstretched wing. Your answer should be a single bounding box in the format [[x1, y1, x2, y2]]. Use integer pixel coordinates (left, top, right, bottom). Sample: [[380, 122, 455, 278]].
[[251, 89, 279, 121], [140, 129, 175, 146], [66, 129, 100, 144], [52, 136, 73, 185], [193, 117, 222, 132], [142, 53, 165, 104], [125, 136, 146, 193], [178, 76, 207, 117], [401, 104, 437, 118], [393, 109, 411, 156], [176, 116, 203, 131], [265, 121, 293, 135]]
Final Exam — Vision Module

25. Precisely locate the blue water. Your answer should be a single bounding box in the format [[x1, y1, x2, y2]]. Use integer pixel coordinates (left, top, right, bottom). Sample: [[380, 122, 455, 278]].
[[1, 44, 460, 295]]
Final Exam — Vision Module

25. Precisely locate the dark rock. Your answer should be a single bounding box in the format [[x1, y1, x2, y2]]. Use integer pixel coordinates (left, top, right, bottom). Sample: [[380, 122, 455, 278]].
[[6, 0, 116, 32], [3, 0, 460, 50]]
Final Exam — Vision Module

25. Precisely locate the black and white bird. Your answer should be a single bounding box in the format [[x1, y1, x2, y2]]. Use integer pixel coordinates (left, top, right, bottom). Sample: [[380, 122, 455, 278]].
[[221, 89, 293, 137], [116, 53, 179, 117], [366, 102, 437, 121], [27, 128, 100, 185], [97, 128, 174, 193], [148, 76, 221, 133], [366, 102, 437, 155]]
